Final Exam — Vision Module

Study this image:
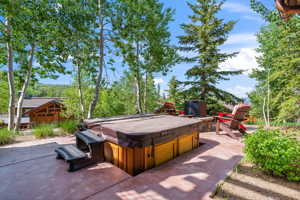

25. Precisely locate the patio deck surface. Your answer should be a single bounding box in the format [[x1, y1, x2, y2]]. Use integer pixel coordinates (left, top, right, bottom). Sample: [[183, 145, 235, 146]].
[[0, 132, 244, 200]]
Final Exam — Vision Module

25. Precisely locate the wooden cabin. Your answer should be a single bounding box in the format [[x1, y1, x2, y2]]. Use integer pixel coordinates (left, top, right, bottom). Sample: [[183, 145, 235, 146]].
[[0, 97, 65, 129], [24, 99, 65, 125]]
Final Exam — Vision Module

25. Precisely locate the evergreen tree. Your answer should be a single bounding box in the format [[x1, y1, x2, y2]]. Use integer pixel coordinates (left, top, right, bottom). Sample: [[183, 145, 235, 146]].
[[144, 74, 160, 113], [167, 76, 182, 106], [178, 0, 242, 111]]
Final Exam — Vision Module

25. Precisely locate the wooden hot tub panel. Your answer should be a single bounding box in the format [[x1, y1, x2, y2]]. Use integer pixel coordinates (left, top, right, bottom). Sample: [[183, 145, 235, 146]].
[[103, 131, 199, 175]]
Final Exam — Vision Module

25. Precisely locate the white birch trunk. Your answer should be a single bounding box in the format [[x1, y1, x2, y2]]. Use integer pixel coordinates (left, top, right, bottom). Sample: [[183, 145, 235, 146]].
[[263, 96, 268, 127], [14, 44, 35, 131], [87, 0, 104, 119], [267, 69, 271, 127], [135, 41, 142, 114], [135, 76, 142, 114], [6, 18, 15, 131], [143, 72, 148, 113], [77, 65, 86, 118]]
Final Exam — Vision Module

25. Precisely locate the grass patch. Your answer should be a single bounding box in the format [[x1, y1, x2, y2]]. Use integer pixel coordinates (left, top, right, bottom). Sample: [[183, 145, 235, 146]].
[[33, 120, 78, 138], [33, 124, 55, 138], [0, 128, 15, 145], [246, 120, 300, 127], [58, 120, 78, 134]]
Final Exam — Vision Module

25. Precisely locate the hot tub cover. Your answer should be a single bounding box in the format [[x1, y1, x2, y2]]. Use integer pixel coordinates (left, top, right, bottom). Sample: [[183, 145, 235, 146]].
[[84, 114, 206, 148]]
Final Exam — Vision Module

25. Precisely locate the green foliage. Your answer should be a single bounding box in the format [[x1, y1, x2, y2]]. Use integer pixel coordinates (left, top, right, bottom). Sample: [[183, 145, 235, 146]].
[[167, 76, 183, 106], [112, 0, 176, 75], [112, 0, 177, 113], [177, 0, 242, 114], [0, 71, 8, 113], [249, 1, 300, 122], [26, 84, 71, 97], [58, 120, 78, 134], [245, 120, 300, 128], [62, 85, 89, 119], [245, 129, 300, 181], [60, 0, 109, 115], [0, 0, 70, 83], [144, 74, 161, 113], [250, 0, 281, 22], [0, 128, 14, 145], [33, 124, 55, 139], [62, 71, 161, 119]]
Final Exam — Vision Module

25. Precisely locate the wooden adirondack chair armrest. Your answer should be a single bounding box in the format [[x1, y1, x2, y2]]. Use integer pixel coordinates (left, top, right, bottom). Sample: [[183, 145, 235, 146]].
[[214, 116, 236, 121]]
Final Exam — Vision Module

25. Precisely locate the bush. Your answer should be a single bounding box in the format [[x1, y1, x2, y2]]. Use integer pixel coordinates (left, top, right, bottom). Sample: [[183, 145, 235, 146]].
[[244, 129, 300, 181], [58, 120, 78, 134], [0, 128, 14, 145], [33, 124, 55, 138]]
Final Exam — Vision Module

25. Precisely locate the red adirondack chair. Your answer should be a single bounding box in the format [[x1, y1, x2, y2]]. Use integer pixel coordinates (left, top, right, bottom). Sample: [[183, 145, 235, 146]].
[[215, 104, 251, 139]]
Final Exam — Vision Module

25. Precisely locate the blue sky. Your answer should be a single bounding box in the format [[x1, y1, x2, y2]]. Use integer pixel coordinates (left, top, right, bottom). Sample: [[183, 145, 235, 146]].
[[40, 0, 274, 99]]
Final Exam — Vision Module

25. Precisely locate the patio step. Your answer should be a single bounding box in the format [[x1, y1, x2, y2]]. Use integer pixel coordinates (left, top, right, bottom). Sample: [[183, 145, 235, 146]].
[[55, 145, 94, 172], [75, 130, 105, 163], [75, 130, 105, 146]]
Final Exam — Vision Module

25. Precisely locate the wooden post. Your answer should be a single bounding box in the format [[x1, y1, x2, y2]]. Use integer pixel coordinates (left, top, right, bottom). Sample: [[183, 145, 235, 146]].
[[216, 119, 220, 135]]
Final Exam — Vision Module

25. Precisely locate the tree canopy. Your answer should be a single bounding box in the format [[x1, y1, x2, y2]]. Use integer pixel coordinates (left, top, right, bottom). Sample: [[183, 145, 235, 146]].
[[249, 0, 300, 122]]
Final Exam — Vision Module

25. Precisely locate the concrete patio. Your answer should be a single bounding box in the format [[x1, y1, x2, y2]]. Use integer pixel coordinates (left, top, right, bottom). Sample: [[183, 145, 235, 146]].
[[0, 132, 244, 200]]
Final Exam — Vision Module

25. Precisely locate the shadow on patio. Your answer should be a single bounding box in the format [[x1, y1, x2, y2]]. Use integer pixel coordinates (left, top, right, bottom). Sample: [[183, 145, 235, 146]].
[[87, 136, 244, 200]]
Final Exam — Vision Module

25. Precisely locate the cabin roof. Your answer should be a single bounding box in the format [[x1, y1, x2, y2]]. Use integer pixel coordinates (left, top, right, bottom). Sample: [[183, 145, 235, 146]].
[[19, 97, 62, 108], [25, 100, 64, 115]]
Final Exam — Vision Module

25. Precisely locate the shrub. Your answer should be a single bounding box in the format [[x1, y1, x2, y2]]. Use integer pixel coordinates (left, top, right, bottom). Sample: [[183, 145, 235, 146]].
[[59, 120, 78, 134], [244, 129, 300, 181], [33, 124, 55, 138], [0, 128, 14, 145]]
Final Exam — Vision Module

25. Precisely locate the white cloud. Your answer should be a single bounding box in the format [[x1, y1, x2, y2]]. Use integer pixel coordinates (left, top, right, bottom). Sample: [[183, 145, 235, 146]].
[[242, 15, 263, 22], [154, 78, 164, 85], [32, 61, 41, 67], [220, 48, 260, 74], [222, 2, 253, 13], [225, 33, 257, 46], [222, 2, 264, 24], [225, 85, 254, 98]]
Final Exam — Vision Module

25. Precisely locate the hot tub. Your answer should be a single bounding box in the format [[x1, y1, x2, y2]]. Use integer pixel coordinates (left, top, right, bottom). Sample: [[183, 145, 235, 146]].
[[84, 114, 208, 175]]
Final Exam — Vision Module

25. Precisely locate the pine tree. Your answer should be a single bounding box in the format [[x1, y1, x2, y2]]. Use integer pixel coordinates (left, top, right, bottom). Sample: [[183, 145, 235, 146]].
[[168, 76, 181, 106], [178, 0, 243, 109]]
